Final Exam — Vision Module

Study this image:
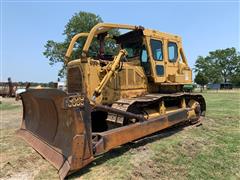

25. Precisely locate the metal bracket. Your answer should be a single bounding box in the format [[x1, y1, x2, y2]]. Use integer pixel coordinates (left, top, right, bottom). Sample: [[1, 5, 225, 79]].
[[64, 94, 85, 109]]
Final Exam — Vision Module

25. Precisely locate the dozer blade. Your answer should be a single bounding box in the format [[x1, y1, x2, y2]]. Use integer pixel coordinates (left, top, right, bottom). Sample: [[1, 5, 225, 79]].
[[16, 89, 93, 179]]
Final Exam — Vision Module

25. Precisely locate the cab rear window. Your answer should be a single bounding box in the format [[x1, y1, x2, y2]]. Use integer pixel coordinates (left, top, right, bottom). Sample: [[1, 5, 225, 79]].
[[168, 42, 178, 62]]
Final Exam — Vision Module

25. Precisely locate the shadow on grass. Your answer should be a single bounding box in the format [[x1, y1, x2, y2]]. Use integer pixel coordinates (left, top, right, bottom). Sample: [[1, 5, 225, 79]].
[[67, 122, 191, 179]]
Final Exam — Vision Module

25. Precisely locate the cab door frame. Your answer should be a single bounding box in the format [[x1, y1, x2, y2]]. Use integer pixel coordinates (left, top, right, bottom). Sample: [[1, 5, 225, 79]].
[[165, 38, 181, 79], [145, 35, 166, 83]]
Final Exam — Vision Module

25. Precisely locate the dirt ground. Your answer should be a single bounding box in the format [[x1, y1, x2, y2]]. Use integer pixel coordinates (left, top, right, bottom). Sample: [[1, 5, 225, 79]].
[[0, 98, 58, 180], [0, 93, 239, 180]]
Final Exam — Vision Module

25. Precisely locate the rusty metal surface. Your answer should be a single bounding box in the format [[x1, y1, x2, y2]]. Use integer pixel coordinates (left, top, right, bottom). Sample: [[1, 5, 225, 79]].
[[0, 81, 18, 97], [17, 89, 93, 179], [94, 108, 188, 154], [17, 129, 66, 169], [95, 104, 145, 122], [106, 93, 206, 126]]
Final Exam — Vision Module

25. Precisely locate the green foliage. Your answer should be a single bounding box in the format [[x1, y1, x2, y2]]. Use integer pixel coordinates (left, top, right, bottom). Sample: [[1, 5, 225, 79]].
[[194, 47, 240, 85], [43, 12, 102, 77], [43, 11, 120, 78], [230, 74, 240, 86], [194, 56, 221, 83], [194, 72, 209, 86], [229, 57, 240, 86]]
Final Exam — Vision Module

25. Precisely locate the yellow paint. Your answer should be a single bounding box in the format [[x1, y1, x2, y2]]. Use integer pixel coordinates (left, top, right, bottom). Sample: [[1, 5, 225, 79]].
[[66, 23, 193, 105]]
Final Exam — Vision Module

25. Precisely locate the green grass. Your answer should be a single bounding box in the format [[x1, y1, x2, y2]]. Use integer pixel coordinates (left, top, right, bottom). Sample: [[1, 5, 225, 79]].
[[0, 102, 20, 110], [0, 93, 239, 179], [73, 92, 240, 180], [150, 93, 240, 180]]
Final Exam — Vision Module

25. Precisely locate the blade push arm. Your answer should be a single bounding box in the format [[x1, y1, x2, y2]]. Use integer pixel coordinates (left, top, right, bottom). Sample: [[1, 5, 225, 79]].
[[92, 49, 128, 101]]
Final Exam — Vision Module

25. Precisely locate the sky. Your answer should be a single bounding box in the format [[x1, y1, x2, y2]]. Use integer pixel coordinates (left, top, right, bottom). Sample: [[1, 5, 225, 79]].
[[1, 0, 239, 83]]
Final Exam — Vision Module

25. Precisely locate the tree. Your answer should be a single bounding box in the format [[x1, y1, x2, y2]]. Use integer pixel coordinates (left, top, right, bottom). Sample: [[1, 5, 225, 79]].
[[194, 47, 240, 85], [194, 72, 209, 92], [43, 11, 119, 78], [208, 48, 239, 83], [194, 56, 221, 83], [230, 63, 240, 86]]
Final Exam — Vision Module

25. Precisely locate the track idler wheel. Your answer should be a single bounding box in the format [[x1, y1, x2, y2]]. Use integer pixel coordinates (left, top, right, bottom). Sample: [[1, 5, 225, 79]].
[[188, 99, 202, 124]]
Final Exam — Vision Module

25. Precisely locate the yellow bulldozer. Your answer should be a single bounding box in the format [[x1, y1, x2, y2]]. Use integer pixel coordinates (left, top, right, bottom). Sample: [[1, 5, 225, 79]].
[[17, 23, 206, 179]]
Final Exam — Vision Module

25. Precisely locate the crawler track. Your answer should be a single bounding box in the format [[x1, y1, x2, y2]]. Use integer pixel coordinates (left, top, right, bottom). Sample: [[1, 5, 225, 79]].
[[106, 93, 206, 126]]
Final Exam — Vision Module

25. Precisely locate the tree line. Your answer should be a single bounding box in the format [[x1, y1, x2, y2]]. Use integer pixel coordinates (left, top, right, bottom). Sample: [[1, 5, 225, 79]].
[[41, 11, 240, 89], [12, 81, 57, 88], [194, 47, 240, 88]]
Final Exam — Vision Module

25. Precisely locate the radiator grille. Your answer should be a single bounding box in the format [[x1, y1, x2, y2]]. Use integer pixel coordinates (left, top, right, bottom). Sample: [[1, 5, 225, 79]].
[[67, 67, 82, 93]]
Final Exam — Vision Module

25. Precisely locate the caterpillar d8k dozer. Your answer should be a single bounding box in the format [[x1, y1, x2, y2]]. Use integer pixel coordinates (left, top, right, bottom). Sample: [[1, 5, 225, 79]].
[[17, 23, 206, 179]]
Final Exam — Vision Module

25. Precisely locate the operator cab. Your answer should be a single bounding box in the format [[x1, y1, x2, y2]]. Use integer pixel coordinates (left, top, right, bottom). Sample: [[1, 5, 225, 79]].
[[66, 23, 192, 95], [93, 29, 152, 76], [92, 29, 145, 63]]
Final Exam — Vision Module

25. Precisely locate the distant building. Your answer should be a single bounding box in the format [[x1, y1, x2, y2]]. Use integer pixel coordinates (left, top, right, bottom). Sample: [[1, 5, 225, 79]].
[[207, 83, 233, 90], [57, 81, 67, 91]]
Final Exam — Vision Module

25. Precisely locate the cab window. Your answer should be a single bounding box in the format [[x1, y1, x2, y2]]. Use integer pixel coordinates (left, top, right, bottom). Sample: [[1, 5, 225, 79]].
[[150, 39, 163, 61], [140, 46, 151, 75], [168, 42, 178, 62], [141, 49, 148, 62]]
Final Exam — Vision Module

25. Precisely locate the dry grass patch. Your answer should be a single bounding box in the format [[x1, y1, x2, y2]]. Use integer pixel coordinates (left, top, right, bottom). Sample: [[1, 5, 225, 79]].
[[0, 92, 239, 179]]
